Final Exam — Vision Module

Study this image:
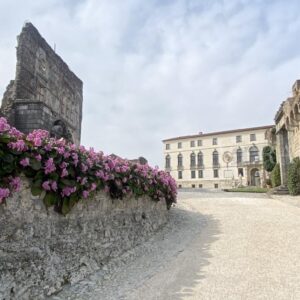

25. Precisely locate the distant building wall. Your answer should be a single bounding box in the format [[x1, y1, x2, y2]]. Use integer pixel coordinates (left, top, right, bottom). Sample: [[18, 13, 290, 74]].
[[1, 22, 83, 144], [163, 126, 273, 189]]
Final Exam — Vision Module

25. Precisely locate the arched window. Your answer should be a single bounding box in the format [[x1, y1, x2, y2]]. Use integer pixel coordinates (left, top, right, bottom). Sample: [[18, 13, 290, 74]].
[[165, 154, 171, 169], [237, 148, 242, 164], [190, 153, 196, 167], [213, 150, 219, 166], [249, 146, 259, 163], [178, 154, 183, 167], [198, 151, 203, 167]]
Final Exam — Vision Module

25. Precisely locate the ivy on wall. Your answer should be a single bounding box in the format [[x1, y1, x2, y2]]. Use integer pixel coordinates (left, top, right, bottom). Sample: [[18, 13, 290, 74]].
[[0, 117, 177, 214], [262, 146, 276, 172]]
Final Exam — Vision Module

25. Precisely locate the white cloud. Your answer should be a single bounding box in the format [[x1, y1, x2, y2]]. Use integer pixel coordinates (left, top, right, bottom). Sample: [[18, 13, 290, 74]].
[[1, 0, 300, 167]]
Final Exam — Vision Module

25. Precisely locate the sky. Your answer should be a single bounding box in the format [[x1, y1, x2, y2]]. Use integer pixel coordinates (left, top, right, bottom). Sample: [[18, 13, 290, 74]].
[[0, 0, 300, 168]]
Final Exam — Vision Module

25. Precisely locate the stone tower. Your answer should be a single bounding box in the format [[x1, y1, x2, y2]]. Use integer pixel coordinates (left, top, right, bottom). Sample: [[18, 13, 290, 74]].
[[0, 22, 83, 144]]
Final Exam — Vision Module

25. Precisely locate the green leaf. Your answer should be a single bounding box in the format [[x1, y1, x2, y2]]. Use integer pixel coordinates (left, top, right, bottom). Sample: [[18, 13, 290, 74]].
[[2, 154, 14, 163], [62, 198, 71, 215], [0, 135, 11, 144], [31, 185, 43, 196], [61, 179, 76, 186], [30, 158, 42, 171], [43, 192, 58, 207]]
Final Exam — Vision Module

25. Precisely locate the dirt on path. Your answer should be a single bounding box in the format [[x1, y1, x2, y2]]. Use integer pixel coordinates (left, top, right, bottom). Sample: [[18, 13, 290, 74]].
[[53, 191, 300, 300]]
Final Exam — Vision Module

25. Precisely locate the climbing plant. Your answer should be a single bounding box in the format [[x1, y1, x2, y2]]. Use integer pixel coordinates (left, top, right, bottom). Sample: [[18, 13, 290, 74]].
[[262, 146, 276, 172], [287, 157, 300, 195]]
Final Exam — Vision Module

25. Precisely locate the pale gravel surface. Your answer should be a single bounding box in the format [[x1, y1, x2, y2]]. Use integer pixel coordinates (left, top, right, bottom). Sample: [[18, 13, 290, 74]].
[[52, 190, 300, 300]]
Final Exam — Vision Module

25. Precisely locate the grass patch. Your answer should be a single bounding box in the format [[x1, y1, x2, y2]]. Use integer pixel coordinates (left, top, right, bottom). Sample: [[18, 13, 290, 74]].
[[223, 187, 268, 193]]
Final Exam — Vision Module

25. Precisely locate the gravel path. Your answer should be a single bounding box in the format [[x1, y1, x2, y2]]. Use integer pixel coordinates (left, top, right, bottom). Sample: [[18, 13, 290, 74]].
[[52, 190, 300, 300]]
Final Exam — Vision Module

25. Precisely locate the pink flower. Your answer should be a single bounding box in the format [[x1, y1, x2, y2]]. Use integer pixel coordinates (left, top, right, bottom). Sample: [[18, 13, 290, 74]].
[[0, 188, 10, 203], [90, 183, 97, 191], [61, 168, 68, 177], [35, 154, 42, 161], [42, 181, 51, 191], [9, 176, 21, 192], [61, 186, 76, 197], [0, 117, 10, 132], [20, 157, 30, 167], [44, 158, 56, 174], [82, 190, 89, 199], [51, 181, 57, 191], [8, 140, 27, 152]]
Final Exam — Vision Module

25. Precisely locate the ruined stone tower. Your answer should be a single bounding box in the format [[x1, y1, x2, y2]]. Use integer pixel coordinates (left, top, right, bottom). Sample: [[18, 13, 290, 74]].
[[0, 22, 83, 144]]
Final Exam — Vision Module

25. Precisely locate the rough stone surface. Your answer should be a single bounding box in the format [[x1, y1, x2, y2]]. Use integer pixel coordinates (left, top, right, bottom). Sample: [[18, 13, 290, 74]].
[[0, 22, 83, 144], [50, 190, 300, 300], [0, 179, 167, 300]]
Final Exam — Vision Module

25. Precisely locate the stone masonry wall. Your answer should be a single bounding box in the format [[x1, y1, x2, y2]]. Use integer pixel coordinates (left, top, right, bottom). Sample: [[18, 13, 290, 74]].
[[0, 179, 168, 300]]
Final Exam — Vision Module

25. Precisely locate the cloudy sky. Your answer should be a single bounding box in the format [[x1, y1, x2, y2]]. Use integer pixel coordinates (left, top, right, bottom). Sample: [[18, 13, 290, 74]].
[[1, 0, 300, 167]]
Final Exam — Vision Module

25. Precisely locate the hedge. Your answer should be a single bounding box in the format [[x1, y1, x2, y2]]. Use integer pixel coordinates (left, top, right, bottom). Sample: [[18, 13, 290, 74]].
[[287, 157, 300, 195], [271, 163, 281, 187], [0, 117, 177, 214]]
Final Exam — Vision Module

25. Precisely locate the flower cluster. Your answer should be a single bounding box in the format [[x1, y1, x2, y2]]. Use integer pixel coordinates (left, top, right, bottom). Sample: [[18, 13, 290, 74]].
[[0, 117, 177, 213]]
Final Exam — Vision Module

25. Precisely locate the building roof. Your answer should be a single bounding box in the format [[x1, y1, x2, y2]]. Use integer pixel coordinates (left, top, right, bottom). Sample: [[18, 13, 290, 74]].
[[162, 125, 274, 142]]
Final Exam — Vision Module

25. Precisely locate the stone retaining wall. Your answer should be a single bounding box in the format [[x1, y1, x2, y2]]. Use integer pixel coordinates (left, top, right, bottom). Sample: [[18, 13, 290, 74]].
[[0, 179, 168, 299]]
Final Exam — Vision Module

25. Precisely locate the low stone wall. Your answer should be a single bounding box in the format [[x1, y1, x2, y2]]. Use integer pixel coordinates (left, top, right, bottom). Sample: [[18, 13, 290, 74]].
[[0, 179, 168, 300]]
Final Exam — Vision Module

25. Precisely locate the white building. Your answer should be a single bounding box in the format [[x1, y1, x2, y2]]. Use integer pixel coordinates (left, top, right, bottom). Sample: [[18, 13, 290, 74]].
[[163, 126, 273, 189]]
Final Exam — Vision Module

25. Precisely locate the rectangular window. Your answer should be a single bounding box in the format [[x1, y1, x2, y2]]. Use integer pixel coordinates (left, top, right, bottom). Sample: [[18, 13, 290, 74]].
[[166, 144, 170, 150], [178, 142, 182, 149], [238, 168, 244, 176], [190, 140, 195, 147], [213, 169, 219, 178], [198, 170, 203, 178], [236, 135, 242, 143], [178, 184, 182, 188], [250, 134, 256, 141], [191, 170, 196, 178], [212, 138, 218, 145], [197, 140, 202, 146], [214, 183, 219, 189], [191, 184, 195, 188], [199, 184, 203, 188], [178, 171, 182, 179]]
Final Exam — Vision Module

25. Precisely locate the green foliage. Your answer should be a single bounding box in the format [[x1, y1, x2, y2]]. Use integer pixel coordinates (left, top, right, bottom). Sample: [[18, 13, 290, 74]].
[[263, 146, 276, 172], [224, 187, 268, 193], [271, 163, 281, 187], [287, 157, 300, 195]]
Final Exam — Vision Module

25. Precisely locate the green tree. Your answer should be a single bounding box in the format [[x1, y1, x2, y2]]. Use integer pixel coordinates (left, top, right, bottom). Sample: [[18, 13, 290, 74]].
[[287, 157, 300, 195], [271, 163, 281, 187], [263, 146, 276, 172]]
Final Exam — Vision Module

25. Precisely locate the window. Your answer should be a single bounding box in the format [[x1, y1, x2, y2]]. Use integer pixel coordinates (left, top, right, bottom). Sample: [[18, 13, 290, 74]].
[[249, 146, 259, 163], [197, 151, 203, 167], [165, 155, 171, 169], [178, 184, 182, 188], [190, 153, 196, 167], [191, 170, 196, 178], [213, 150, 219, 166], [197, 140, 202, 146], [190, 140, 195, 147], [166, 143, 170, 150], [214, 169, 219, 178], [213, 138, 218, 145], [250, 134, 256, 141], [199, 184, 203, 188], [177, 154, 183, 167], [237, 148, 242, 164], [238, 168, 244, 176], [198, 170, 203, 178], [214, 183, 219, 189], [191, 184, 195, 188], [236, 135, 242, 143], [178, 171, 182, 179], [178, 142, 182, 149]]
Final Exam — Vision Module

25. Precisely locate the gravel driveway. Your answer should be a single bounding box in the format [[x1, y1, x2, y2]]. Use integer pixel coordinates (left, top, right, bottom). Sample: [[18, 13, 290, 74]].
[[52, 190, 300, 300]]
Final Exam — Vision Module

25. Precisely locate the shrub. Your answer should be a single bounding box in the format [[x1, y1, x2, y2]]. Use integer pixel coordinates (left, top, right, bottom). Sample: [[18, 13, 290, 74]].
[[0, 117, 177, 213], [287, 157, 300, 195], [271, 163, 281, 187], [263, 146, 276, 172]]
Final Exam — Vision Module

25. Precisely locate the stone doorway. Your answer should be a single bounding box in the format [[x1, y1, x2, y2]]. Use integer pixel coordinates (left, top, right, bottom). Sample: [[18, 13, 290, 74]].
[[250, 168, 260, 186]]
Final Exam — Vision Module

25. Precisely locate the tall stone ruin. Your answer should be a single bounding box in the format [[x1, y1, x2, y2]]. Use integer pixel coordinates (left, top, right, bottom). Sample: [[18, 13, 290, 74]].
[[0, 22, 83, 144]]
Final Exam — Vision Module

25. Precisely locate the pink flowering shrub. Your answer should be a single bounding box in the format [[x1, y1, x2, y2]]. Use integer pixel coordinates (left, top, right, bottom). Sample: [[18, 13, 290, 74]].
[[0, 117, 177, 213]]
